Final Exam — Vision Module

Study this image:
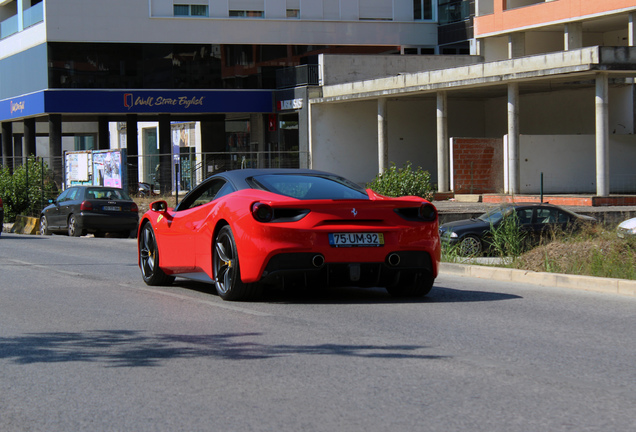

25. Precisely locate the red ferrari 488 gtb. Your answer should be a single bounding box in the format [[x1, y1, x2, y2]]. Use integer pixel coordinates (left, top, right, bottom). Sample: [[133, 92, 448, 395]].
[[138, 169, 440, 301]]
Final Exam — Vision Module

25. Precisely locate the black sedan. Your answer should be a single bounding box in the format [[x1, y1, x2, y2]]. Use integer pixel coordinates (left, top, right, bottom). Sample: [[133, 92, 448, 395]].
[[439, 203, 596, 256], [40, 186, 139, 237]]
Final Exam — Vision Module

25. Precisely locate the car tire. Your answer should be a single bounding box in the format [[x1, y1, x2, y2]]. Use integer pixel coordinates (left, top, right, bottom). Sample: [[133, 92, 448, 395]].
[[67, 214, 83, 237], [40, 216, 51, 235], [213, 225, 262, 301], [386, 272, 434, 297], [139, 222, 175, 286], [459, 235, 483, 257]]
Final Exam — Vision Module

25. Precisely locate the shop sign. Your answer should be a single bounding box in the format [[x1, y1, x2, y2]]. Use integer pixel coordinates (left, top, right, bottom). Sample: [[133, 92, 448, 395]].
[[277, 98, 303, 111]]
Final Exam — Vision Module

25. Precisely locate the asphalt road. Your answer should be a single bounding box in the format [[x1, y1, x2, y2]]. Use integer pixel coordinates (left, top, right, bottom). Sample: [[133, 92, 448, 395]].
[[1, 233, 635, 432]]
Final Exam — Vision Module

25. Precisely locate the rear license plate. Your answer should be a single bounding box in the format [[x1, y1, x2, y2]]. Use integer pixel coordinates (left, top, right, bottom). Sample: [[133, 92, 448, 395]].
[[103, 206, 121, 211], [329, 233, 384, 247]]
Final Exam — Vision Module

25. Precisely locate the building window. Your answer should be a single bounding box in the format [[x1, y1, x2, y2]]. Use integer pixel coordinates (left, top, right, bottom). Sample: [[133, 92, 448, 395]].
[[229, 10, 264, 17], [286, 9, 299, 18], [174, 4, 209, 17], [414, 0, 434, 20]]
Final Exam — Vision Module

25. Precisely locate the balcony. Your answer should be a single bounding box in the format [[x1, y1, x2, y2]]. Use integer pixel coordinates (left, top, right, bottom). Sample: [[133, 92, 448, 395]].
[[0, 2, 43, 40], [276, 65, 320, 89]]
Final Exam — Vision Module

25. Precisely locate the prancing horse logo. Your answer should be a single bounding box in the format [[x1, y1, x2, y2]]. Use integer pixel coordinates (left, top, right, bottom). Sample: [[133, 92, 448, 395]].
[[351, 208, 358, 217]]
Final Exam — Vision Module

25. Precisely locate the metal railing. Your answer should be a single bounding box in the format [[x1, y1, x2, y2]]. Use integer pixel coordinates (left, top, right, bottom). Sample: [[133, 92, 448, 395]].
[[276, 64, 320, 89]]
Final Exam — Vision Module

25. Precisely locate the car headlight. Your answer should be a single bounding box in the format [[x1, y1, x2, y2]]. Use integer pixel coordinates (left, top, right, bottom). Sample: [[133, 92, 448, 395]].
[[450, 232, 458, 238]]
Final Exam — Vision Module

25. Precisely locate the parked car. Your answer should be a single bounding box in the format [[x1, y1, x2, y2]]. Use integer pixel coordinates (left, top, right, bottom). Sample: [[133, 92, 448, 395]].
[[138, 168, 441, 301], [40, 186, 139, 237], [616, 217, 636, 238], [0, 196, 4, 237], [439, 203, 596, 256]]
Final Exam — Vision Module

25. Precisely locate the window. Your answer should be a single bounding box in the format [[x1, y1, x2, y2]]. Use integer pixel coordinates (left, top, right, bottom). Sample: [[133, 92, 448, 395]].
[[174, 4, 209, 17], [414, 0, 434, 20], [286, 9, 299, 18], [229, 10, 264, 17], [176, 179, 232, 211]]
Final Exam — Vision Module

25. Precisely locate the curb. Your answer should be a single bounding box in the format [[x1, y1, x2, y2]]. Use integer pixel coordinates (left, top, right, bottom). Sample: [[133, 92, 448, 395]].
[[440, 262, 636, 297]]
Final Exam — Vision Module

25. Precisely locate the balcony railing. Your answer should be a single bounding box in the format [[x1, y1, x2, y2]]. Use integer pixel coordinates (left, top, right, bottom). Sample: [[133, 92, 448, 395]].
[[0, 15, 18, 39], [276, 65, 320, 89], [23, 2, 44, 29], [0, 2, 44, 40]]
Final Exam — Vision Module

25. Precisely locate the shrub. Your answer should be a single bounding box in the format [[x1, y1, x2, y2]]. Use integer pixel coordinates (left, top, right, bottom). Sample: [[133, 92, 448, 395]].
[[0, 158, 57, 222], [366, 162, 435, 201]]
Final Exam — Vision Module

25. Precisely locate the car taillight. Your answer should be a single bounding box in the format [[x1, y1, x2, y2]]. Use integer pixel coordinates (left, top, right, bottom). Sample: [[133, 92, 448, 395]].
[[131, 202, 138, 212], [418, 203, 437, 221], [251, 202, 274, 222], [80, 201, 93, 211], [0, 197, 3, 209]]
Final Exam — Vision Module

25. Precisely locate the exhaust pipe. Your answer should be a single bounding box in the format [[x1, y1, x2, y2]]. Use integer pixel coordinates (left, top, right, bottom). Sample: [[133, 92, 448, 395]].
[[312, 254, 325, 268], [387, 253, 401, 267]]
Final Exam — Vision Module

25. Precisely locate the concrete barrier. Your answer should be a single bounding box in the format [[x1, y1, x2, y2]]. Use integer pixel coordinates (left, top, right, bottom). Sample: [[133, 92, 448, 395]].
[[11, 216, 40, 235]]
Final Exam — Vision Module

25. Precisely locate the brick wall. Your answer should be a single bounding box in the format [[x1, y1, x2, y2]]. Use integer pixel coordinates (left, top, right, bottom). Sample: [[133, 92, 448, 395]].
[[451, 138, 503, 194]]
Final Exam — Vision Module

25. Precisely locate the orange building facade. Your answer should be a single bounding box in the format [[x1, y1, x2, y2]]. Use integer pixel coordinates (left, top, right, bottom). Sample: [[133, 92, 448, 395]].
[[476, 0, 636, 35]]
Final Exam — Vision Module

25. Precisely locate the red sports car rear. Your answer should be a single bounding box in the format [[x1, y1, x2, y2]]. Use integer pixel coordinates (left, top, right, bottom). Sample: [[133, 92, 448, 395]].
[[138, 169, 440, 301]]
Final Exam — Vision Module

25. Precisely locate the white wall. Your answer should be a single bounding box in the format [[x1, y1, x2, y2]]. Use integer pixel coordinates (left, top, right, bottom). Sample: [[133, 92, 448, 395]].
[[44, 0, 436, 46], [311, 101, 379, 185], [310, 96, 489, 186], [517, 135, 636, 194]]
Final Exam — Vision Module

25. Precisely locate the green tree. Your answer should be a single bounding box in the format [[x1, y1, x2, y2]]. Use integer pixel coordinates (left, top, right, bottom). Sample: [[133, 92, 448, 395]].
[[0, 158, 57, 222]]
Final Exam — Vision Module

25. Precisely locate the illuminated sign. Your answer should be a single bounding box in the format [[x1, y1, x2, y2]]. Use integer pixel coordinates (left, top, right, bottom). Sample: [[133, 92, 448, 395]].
[[124, 93, 205, 110], [277, 98, 303, 111]]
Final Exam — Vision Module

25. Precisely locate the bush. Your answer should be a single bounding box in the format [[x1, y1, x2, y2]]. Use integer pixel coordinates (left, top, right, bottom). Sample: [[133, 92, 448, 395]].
[[0, 158, 57, 222], [366, 162, 435, 201]]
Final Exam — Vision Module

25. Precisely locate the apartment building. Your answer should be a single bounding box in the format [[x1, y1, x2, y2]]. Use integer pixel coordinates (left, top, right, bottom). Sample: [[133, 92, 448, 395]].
[[0, 0, 439, 190], [309, 0, 636, 199]]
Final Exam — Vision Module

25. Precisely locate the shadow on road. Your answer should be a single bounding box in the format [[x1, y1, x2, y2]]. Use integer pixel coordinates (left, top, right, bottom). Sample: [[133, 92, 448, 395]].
[[176, 280, 521, 305], [0, 330, 448, 368]]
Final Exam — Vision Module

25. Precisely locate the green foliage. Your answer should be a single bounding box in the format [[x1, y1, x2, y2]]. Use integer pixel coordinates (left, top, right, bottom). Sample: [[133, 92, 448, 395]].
[[0, 158, 57, 222], [366, 162, 435, 200], [489, 212, 528, 260]]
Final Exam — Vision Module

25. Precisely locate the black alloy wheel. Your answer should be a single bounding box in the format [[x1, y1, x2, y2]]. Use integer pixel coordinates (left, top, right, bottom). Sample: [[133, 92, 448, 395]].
[[139, 222, 174, 286], [213, 225, 262, 301]]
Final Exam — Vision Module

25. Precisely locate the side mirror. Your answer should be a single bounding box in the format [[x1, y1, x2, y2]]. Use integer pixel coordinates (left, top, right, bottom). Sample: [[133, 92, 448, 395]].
[[150, 200, 168, 212]]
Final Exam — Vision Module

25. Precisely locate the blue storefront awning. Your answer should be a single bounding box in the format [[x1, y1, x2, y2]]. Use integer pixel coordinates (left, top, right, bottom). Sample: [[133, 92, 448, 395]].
[[0, 89, 275, 121]]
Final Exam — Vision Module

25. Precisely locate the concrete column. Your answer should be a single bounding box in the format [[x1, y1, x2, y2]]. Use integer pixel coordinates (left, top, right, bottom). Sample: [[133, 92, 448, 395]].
[[378, 98, 389, 173], [508, 33, 525, 59], [630, 13, 636, 47], [158, 114, 172, 194], [595, 73, 610, 197], [13, 134, 23, 166], [126, 114, 139, 188], [98, 116, 110, 150], [507, 83, 520, 195], [24, 118, 36, 156], [564, 22, 583, 51], [200, 114, 226, 176], [1, 122, 13, 172], [250, 113, 265, 168], [436, 91, 450, 192], [49, 115, 63, 189]]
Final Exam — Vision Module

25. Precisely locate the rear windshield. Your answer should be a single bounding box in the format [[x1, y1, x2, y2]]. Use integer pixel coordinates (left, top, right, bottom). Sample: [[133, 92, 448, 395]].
[[249, 174, 369, 200], [86, 188, 131, 200]]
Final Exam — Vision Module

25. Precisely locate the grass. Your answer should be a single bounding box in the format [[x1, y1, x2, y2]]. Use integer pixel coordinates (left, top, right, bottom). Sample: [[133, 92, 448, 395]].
[[441, 220, 636, 281]]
